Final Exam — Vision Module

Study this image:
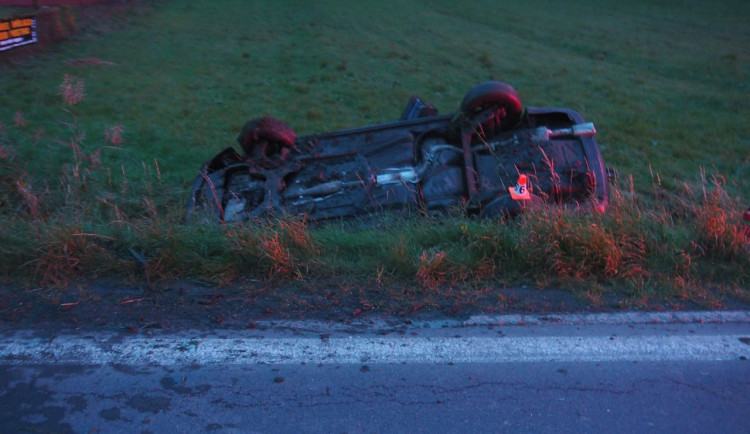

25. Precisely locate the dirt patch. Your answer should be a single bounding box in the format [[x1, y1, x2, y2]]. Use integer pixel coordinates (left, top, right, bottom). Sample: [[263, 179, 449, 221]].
[[2, 277, 746, 333]]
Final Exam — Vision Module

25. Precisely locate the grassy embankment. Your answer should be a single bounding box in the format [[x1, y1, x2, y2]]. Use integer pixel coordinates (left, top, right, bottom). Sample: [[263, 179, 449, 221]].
[[0, 0, 748, 308]]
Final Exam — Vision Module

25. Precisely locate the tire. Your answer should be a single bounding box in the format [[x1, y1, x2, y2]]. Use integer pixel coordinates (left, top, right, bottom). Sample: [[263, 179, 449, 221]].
[[237, 117, 297, 160], [459, 81, 525, 135]]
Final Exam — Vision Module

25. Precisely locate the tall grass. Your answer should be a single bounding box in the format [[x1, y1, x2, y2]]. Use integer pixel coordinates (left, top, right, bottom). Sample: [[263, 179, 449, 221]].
[[0, 0, 748, 306], [1, 99, 748, 302]]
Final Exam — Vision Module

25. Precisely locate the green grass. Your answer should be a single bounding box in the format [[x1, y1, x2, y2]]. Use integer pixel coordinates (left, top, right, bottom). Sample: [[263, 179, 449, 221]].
[[0, 0, 748, 308]]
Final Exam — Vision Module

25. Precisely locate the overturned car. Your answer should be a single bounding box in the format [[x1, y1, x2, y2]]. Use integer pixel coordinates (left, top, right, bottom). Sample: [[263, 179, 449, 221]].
[[186, 81, 610, 223]]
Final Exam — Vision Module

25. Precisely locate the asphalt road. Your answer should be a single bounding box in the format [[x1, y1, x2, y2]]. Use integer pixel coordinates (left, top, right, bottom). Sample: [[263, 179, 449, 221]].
[[1, 311, 749, 433]]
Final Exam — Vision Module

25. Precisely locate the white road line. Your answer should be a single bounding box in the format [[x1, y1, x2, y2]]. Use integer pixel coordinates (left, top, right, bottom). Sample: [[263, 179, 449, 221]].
[[463, 310, 750, 327], [1, 333, 748, 365], [208, 310, 750, 332]]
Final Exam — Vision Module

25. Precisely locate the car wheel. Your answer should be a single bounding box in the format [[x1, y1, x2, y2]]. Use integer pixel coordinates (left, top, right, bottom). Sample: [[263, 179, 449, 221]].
[[459, 81, 525, 136], [237, 117, 297, 162]]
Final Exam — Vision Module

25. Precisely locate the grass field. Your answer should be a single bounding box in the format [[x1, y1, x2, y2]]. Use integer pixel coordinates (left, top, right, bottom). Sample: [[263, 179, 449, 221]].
[[0, 0, 748, 309]]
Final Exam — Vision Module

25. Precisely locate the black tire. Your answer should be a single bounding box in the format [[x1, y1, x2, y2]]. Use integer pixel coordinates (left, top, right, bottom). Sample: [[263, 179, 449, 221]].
[[237, 117, 297, 160], [459, 81, 525, 134]]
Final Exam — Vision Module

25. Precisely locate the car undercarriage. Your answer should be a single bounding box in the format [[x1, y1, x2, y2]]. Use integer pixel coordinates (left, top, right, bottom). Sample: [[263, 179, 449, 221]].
[[186, 81, 610, 223]]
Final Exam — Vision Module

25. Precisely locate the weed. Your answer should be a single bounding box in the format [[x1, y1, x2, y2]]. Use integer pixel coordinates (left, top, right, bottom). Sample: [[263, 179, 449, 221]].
[[13, 178, 43, 222], [385, 236, 415, 277], [693, 174, 747, 261], [27, 225, 119, 286], [521, 206, 625, 279], [259, 231, 294, 278], [58, 74, 85, 106], [14, 111, 27, 128], [416, 250, 450, 290], [104, 125, 125, 145]]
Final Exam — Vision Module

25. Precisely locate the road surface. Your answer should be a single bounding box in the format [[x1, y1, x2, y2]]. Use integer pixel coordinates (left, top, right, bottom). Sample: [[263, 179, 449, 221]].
[[1, 311, 749, 433]]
